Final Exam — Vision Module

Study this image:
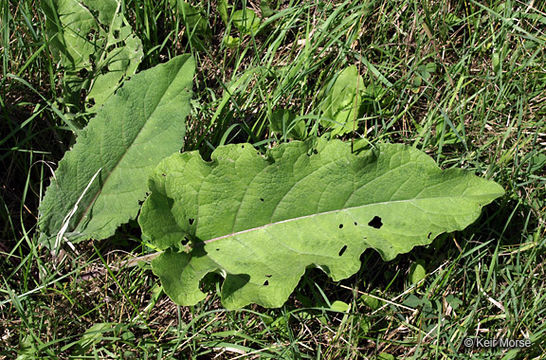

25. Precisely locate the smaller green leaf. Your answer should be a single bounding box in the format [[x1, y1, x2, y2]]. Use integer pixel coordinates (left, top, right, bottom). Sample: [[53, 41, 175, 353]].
[[492, 52, 501, 73], [417, 62, 436, 81], [179, 2, 209, 31], [232, 8, 261, 35], [270, 109, 306, 139], [402, 295, 435, 319], [403, 294, 423, 308], [360, 82, 392, 116], [408, 260, 427, 285], [529, 153, 546, 173], [362, 82, 386, 102], [260, 314, 274, 325], [218, 0, 229, 24], [74, 323, 114, 355], [319, 66, 365, 136], [411, 75, 422, 90], [377, 352, 395, 360], [172, 0, 211, 51], [359, 317, 371, 336], [330, 300, 350, 312], [87, 32, 143, 109], [224, 35, 241, 48], [260, 0, 275, 17], [445, 294, 463, 311], [43, 0, 143, 111], [360, 293, 381, 310]]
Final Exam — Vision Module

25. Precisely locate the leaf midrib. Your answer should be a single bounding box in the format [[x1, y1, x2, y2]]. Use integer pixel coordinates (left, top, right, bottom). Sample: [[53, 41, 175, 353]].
[[202, 193, 489, 245]]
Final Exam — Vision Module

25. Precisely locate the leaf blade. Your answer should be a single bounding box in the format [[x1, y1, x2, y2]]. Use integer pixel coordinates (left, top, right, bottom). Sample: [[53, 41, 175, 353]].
[[320, 66, 364, 135], [39, 54, 195, 245], [142, 140, 504, 308], [43, 0, 143, 110]]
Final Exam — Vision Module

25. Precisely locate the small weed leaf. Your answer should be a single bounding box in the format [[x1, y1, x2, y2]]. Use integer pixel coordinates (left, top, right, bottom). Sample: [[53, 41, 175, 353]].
[[43, 0, 143, 111], [140, 140, 504, 308], [319, 65, 365, 136], [232, 8, 261, 36], [170, 0, 211, 51], [270, 109, 306, 140], [224, 35, 241, 48], [409, 260, 427, 285], [217, 0, 229, 25]]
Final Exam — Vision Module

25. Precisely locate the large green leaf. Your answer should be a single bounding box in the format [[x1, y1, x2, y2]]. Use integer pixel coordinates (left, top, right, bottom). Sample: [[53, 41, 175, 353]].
[[39, 54, 195, 247], [139, 140, 504, 308], [43, 0, 143, 111]]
